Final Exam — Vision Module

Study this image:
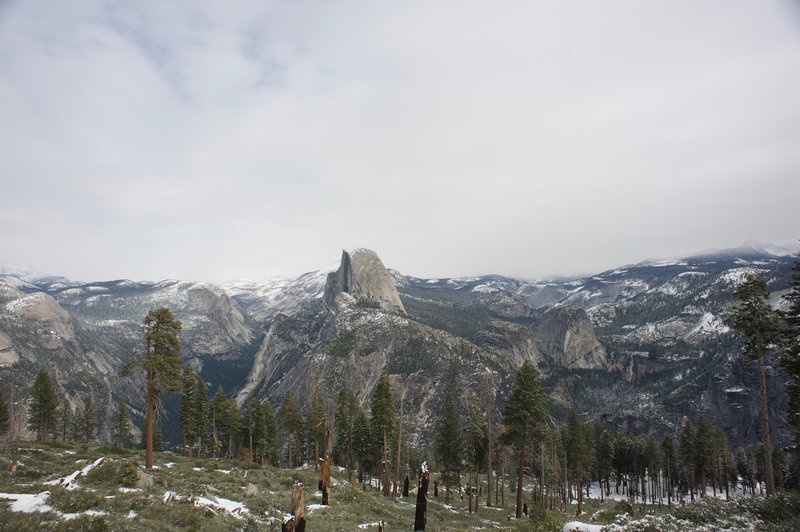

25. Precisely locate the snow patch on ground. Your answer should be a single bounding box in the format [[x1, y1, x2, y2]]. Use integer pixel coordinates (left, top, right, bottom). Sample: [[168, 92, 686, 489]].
[[562, 522, 604, 532], [0, 491, 54, 513], [306, 503, 328, 511], [63, 509, 109, 520], [192, 495, 249, 518]]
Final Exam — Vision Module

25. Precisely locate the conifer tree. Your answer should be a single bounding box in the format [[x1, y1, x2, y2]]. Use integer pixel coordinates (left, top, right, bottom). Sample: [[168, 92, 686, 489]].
[[266, 402, 280, 465], [280, 394, 305, 467], [662, 434, 677, 506], [643, 435, 662, 504], [308, 389, 327, 469], [211, 386, 231, 458], [224, 394, 240, 459], [70, 405, 83, 443], [565, 408, 592, 513], [733, 275, 780, 496], [712, 425, 731, 498], [781, 254, 800, 469], [370, 369, 396, 496], [679, 419, 696, 501], [112, 399, 132, 448], [501, 361, 547, 518], [57, 400, 72, 442], [463, 390, 487, 513], [179, 365, 197, 456], [194, 375, 209, 457], [0, 387, 8, 437], [242, 397, 259, 462], [121, 307, 182, 470], [28, 370, 58, 442], [597, 427, 615, 500], [352, 405, 373, 482], [434, 391, 462, 503], [254, 400, 279, 465], [334, 388, 357, 481], [81, 395, 96, 444]]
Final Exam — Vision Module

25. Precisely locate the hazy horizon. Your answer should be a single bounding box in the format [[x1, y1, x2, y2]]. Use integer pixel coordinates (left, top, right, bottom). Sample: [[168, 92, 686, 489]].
[[2, 239, 797, 286]]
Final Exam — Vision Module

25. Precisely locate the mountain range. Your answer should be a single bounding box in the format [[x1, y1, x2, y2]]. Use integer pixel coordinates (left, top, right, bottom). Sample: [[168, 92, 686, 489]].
[[1, 241, 797, 449]]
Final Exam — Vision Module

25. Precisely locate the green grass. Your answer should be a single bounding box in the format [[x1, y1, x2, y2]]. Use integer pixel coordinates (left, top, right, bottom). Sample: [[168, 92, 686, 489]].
[[0, 443, 527, 531], [4, 442, 795, 531]]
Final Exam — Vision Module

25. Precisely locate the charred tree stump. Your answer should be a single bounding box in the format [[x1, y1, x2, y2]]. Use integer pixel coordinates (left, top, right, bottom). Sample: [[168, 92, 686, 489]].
[[403, 475, 410, 497], [414, 462, 430, 531], [321, 457, 332, 505], [322, 425, 332, 505], [282, 480, 306, 532]]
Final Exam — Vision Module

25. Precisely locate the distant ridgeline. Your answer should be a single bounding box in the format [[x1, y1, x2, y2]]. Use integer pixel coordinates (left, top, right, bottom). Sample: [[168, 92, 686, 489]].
[[0, 242, 797, 451]]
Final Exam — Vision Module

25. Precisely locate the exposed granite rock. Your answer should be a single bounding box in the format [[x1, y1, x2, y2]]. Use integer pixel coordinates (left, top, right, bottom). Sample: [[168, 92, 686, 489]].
[[2, 291, 76, 347], [615, 351, 670, 382], [532, 306, 607, 369], [0, 330, 19, 366], [324, 249, 406, 315]]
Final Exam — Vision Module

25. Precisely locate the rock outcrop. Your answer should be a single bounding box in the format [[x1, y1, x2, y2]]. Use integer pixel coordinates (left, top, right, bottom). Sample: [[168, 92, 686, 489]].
[[531, 306, 607, 369], [324, 249, 406, 314]]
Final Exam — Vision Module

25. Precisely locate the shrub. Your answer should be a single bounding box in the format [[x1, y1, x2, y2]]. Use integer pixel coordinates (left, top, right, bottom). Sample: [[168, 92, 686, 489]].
[[592, 500, 631, 523], [86, 460, 139, 487], [752, 490, 800, 523], [48, 486, 102, 513], [526, 503, 561, 532], [50, 515, 110, 532]]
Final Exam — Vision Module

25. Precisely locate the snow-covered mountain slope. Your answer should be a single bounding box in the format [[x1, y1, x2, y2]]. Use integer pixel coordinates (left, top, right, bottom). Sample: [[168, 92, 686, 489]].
[[223, 269, 332, 323]]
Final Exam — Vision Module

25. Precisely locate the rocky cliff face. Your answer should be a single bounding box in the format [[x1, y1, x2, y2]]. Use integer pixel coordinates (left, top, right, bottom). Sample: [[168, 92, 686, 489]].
[[324, 249, 406, 315], [531, 306, 608, 369], [0, 279, 114, 439]]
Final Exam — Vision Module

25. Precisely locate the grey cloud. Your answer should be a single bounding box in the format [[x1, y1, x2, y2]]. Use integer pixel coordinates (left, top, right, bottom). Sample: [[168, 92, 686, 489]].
[[1, 1, 799, 282]]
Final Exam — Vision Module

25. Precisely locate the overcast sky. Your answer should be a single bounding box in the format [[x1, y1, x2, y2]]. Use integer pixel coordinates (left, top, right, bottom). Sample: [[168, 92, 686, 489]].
[[1, 1, 799, 283]]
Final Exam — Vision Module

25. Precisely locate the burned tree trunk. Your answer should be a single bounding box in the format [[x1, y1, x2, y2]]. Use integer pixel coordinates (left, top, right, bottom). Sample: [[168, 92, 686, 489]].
[[414, 462, 430, 531], [282, 480, 306, 532], [321, 426, 332, 505], [403, 475, 410, 497]]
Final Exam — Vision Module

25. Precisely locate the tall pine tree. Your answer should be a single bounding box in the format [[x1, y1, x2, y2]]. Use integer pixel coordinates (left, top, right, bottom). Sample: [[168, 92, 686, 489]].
[[279, 394, 305, 467], [180, 365, 197, 457], [308, 389, 328, 469], [28, 370, 58, 442], [733, 275, 780, 496], [334, 388, 357, 482], [81, 395, 96, 444], [370, 369, 396, 496], [434, 391, 462, 503], [112, 399, 132, 448], [565, 408, 592, 513], [781, 253, 800, 477], [502, 361, 547, 518], [194, 375, 209, 457], [121, 307, 182, 470], [56, 400, 72, 443]]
